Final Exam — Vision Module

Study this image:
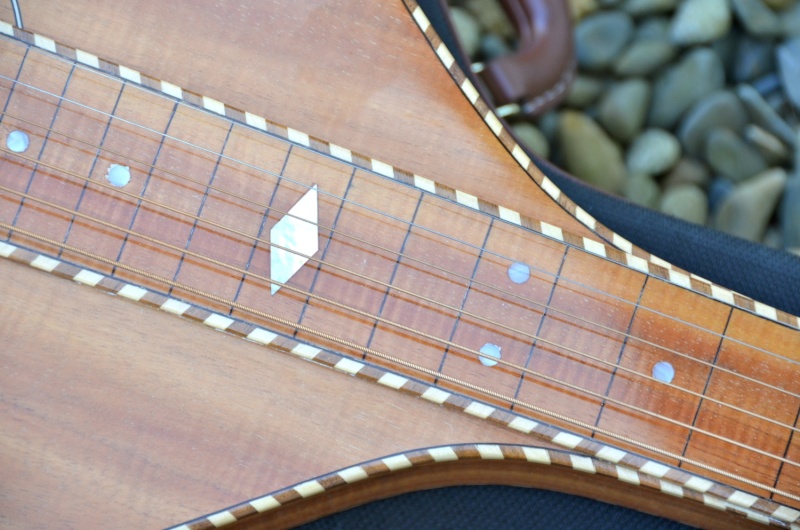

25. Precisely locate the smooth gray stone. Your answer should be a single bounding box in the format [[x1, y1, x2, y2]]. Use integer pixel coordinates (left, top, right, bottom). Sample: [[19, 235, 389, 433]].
[[670, 0, 731, 45], [734, 36, 775, 83], [649, 48, 726, 129], [745, 124, 791, 164], [708, 177, 735, 213], [450, 7, 481, 58], [559, 110, 628, 193], [626, 128, 682, 175], [659, 184, 708, 225], [731, 0, 783, 37], [465, 0, 515, 39], [753, 72, 782, 96], [715, 168, 788, 241], [598, 78, 651, 142], [621, 0, 679, 17], [536, 111, 560, 143], [564, 75, 606, 108], [614, 39, 677, 76], [624, 173, 661, 208], [777, 38, 800, 111], [783, 2, 800, 37], [511, 122, 550, 159], [575, 11, 634, 71], [635, 16, 670, 39], [705, 128, 769, 181], [479, 33, 511, 61], [663, 157, 711, 188], [782, 166, 800, 249], [677, 91, 748, 158], [738, 84, 798, 147]]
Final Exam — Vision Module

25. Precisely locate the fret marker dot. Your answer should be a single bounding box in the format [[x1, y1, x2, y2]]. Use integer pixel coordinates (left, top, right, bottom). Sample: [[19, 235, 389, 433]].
[[479, 343, 501, 367], [6, 130, 29, 153], [106, 164, 131, 187], [508, 262, 530, 284], [653, 361, 675, 384]]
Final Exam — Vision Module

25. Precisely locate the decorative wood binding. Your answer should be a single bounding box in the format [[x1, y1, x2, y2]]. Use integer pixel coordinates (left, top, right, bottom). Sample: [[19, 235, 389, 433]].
[[2, 2, 800, 528]]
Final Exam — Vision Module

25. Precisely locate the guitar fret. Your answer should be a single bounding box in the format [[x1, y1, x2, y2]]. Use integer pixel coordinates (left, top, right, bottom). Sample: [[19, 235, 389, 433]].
[[3, 48, 73, 251], [58, 67, 124, 259]]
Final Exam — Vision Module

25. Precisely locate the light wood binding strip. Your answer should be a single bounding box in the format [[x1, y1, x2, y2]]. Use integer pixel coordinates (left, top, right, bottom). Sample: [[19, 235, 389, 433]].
[[0, 27, 794, 331], [4, 6, 800, 524], [0, 242, 794, 528], [4, 28, 800, 516]]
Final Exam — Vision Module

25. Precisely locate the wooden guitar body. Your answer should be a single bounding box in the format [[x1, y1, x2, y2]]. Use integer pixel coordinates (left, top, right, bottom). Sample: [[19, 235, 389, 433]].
[[1, 1, 799, 528]]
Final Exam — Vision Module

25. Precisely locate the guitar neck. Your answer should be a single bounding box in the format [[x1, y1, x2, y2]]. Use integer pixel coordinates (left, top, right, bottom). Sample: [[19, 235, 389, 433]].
[[1, 1, 800, 528]]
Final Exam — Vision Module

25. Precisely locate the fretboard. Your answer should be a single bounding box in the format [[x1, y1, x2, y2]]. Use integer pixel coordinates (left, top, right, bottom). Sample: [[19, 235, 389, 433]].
[[2, 34, 800, 510]]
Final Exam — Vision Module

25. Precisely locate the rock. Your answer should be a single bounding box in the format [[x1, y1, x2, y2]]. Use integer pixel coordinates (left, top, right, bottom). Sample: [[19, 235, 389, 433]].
[[731, 0, 783, 37], [762, 226, 783, 249], [782, 168, 800, 249], [536, 111, 560, 144], [714, 168, 787, 241], [626, 128, 681, 175], [450, 7, 481, 58], [569, 0, 601, 20], [659, 184, 708, 225], [465, 0, 515, 39], [764, 0, 797, 9], [662, 158, 711, 188], [649, 48, 725, 129], [564, 75, 606, 108], [708, 177, 735, 214], [677, 91, 748, 157], [575, 11, 634, 71], [512, 122, 550, 159], [744, 124, 791, 164], [777, 38, 800, 111], [733, 36, 775, 83], [753, 72, 782, 97], [670, 0, 731, 45], [614, 39, 677, 76], [705, 128, 769, 181], [738, 84, 798, 147], [784, 3, 800, 37], [598, 78, 651, 142], [559, 111, 628, 193], [635, 17, 670, 40], [624, 173, 661, 208], [479, 33, 511, 61], [621, 0, 679, 17]]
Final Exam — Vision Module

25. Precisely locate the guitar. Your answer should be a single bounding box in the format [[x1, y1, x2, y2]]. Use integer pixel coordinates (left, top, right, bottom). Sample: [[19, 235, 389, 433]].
[[1, 1, 798, 528]]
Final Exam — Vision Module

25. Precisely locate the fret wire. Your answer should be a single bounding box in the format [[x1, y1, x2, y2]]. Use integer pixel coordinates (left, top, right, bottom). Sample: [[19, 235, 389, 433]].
[[3, 187, 800, 466], [3, 114, 796, 406], [2, 76, 786, 370], [4, 165, 798, 436], [1, 219, 798, 503], [0, 147, 797, 422], [59, 77, 125, 259]]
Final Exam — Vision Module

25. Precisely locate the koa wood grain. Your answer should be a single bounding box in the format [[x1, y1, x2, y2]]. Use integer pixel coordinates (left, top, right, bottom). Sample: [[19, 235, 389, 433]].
[[1, 2, 799, 528]]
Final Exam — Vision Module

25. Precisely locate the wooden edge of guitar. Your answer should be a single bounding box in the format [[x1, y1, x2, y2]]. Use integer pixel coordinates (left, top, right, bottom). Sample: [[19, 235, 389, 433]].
[[175, 444, 767, 530]]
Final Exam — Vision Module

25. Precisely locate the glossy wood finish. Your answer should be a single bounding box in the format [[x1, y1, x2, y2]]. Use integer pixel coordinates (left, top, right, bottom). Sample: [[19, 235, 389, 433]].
[[2, 2, 800, 528], [15, 0, 595, 238]]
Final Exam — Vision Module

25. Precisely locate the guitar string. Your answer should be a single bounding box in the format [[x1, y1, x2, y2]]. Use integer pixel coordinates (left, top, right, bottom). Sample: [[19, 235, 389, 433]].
[[1, 221, 797, 504], [2, 102, 799, 410], [1, 76, 794, 378], [4, 178, 800, 442], [3, 70, 791, 490], [2, 101, 797, 407]]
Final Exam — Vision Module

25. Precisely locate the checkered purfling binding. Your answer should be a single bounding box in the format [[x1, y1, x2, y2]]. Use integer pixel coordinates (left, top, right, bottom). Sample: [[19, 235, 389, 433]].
[[1, 18, 800, 528], [1, 240, 798, 528], [168, 443, 790, 529], [0, 21, 796, 331]]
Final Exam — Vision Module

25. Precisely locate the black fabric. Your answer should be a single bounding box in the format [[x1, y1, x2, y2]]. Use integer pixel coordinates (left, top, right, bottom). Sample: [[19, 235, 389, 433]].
[[300, 485, 692, 529]]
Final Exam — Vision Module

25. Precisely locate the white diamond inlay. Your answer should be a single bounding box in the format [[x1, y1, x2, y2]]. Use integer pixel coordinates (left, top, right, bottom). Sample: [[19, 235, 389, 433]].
[[270, 185, 319, 295]]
